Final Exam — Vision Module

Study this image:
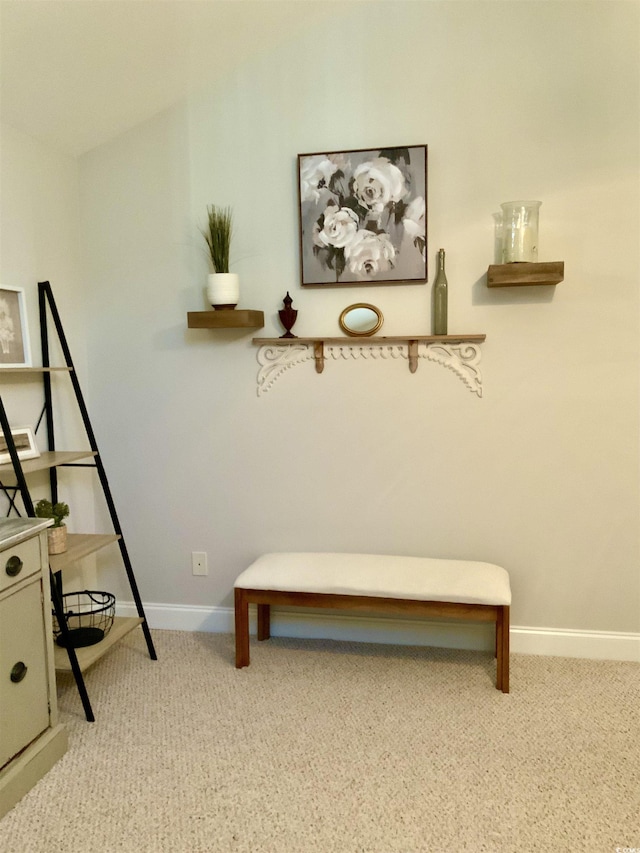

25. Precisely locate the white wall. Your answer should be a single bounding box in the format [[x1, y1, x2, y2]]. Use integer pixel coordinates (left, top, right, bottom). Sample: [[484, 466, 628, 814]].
[[0, 124, 86, 365], [74, 1, 639, 651]]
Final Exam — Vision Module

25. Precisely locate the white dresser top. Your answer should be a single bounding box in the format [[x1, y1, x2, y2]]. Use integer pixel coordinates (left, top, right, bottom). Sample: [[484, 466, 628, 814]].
[[0, 518, 52, 549]]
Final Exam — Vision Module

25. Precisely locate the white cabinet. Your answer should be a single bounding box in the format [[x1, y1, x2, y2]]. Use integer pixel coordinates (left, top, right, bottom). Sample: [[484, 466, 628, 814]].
[[0, 519, 67, 818]]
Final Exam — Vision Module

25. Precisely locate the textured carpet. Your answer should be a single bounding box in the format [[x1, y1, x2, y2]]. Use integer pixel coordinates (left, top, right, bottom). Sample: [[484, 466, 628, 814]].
[[2, 629, 639, 853]]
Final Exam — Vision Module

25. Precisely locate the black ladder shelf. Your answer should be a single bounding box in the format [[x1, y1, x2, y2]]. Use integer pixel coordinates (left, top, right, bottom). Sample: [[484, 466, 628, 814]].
[[0, 281, 157, 721]]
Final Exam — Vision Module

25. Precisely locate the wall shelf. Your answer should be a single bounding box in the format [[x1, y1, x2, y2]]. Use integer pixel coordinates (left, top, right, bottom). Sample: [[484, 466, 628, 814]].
[[487, 261, 564, 287], [187, 309, 264, 329], [252, 334, 486, 397]]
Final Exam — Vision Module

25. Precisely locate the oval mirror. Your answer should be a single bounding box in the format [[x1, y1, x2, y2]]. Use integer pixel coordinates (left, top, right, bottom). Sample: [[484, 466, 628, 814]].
[[339, 303, 383, 337]]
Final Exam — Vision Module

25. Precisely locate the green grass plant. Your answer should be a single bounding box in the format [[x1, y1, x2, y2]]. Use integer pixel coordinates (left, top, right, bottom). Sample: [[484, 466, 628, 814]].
[[202, 205, 233, 273]]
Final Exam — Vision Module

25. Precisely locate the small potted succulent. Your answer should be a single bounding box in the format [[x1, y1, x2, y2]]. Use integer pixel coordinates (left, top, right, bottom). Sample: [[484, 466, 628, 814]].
[[35, 499, 70, 554], [201, 205, 239, 310]]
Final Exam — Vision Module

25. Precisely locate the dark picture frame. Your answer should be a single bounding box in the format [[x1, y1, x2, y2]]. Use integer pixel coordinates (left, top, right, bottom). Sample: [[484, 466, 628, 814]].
[[298, 145, 427, 287]]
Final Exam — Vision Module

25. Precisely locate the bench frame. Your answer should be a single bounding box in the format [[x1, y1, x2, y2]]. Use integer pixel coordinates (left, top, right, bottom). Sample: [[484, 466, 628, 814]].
[[234, 588, 510, 692]]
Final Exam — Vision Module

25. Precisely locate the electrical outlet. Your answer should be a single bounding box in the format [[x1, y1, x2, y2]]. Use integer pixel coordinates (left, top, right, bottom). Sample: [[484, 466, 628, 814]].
[[191, 551, 208, 576]]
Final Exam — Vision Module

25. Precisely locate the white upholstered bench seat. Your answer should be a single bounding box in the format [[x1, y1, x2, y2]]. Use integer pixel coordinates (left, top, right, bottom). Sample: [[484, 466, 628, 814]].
[[234, 552, 511, 692]]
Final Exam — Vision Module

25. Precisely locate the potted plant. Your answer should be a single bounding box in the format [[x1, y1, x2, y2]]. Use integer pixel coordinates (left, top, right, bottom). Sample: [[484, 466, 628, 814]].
[[35, 499, 70, 554], [201, 204, 239, 310]]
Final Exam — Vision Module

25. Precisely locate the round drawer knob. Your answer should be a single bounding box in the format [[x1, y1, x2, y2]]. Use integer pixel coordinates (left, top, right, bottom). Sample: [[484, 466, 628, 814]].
[[10, 661, 28, 683], [5, 555, 23, 577]]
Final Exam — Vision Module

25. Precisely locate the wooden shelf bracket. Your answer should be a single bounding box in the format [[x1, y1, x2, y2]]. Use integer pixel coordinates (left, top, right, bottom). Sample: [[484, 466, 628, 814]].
[[313, 341, 325, 374], [408, 340, 419, 374]]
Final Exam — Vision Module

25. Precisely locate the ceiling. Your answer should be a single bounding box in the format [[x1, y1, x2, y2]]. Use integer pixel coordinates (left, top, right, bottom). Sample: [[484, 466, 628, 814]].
[[0, 0, 332, 157]]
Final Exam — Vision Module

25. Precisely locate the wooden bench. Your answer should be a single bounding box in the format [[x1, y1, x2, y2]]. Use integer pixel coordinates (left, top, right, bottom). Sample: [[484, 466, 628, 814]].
[[234, 552, 511, 692]]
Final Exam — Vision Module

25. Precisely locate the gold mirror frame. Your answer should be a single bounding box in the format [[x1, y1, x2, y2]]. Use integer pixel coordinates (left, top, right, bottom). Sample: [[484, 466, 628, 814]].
[[339, 303, 384, 337]]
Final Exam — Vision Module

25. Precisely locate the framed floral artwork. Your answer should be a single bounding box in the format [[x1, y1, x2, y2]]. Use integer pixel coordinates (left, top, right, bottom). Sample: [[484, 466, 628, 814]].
[[0, 286, 31, 367], [297, 145, 427, 287]]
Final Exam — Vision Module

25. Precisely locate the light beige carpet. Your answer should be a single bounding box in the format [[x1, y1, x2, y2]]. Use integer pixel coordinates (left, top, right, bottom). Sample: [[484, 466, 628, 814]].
[[2, 629, 639, 853]]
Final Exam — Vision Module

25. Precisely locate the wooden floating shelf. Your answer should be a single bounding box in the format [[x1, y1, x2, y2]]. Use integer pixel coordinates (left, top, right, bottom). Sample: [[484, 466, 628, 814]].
[[487, 261, 564, 287], [253, 335, 486, 345], [187, 309, 264, 329]]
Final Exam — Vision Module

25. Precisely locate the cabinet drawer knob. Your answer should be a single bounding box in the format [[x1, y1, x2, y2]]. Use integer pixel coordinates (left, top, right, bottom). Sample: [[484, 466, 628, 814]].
[[10, 661, 28, 683], [5, 555, 23, 577]]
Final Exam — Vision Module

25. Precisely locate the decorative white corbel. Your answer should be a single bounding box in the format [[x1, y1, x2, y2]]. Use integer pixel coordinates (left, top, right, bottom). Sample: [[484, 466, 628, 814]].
[[256, 343, 314, 397], [421, 342, 483, 397], [253, 336, 485, 397]]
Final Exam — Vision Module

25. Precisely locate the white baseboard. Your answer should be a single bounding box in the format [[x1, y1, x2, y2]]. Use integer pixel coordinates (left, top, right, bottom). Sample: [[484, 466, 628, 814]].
[[116, 602, 640, 663]]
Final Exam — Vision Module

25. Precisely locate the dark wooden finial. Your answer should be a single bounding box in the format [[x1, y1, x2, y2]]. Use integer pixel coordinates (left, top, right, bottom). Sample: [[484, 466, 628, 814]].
[[278, 292, 298, 338]]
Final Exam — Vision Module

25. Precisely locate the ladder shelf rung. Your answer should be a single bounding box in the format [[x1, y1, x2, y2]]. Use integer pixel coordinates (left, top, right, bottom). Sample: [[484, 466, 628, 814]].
[[49, 533, 122, 574], [0, 450, 97, 478], [54, 616, 144, 673]]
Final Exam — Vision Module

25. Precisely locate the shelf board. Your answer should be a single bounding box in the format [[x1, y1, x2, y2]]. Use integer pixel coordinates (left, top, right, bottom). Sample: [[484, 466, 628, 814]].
[[487, 261, 564, 287], [188, 309, 264, 329], [54, 616, 143, 673], [0, 450, 97, 478], [253, 334, 486, 346], [49, 533, 121, 575], [0, 367, 72, 374]]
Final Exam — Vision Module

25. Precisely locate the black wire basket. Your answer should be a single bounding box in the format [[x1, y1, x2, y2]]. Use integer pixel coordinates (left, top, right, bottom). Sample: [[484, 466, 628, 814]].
[[52, 590, 116, 649]]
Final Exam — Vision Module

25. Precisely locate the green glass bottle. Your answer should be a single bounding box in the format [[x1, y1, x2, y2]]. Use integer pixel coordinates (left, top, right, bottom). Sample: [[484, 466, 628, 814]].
[[432, 248, 448, 335]]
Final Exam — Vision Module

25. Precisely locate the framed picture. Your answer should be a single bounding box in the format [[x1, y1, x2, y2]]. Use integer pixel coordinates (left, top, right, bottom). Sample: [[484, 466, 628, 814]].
[[0, 427, 40, 465], [0, 286, 32, 367], [298, 145, 427, 287]]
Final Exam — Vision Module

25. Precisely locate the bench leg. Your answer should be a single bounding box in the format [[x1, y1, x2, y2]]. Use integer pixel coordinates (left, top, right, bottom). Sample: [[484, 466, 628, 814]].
[[235, 588, 250, 668], [257, 603, 271, 641], [496, 605, 510, 693]]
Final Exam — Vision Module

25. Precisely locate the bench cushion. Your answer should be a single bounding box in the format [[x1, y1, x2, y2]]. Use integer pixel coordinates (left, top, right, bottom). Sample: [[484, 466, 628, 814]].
[[234, 552, 511, 607]]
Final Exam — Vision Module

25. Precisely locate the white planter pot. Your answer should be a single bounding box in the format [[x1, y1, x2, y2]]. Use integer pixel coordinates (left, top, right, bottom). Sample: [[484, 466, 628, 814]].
[[207, 273, 239, 310]]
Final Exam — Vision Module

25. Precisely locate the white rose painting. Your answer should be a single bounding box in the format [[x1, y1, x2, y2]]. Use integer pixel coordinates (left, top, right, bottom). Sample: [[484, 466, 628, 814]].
[[298, 145, 427, 286]]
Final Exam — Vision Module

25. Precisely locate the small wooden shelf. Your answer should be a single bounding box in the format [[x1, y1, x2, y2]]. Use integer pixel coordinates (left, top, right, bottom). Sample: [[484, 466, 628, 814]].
[[188, 309, 264, 329], [487, 261, 564, 287], [0, 450, 96, 479], [49, 533, 121, 575], [54, 616, 143, 673]]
